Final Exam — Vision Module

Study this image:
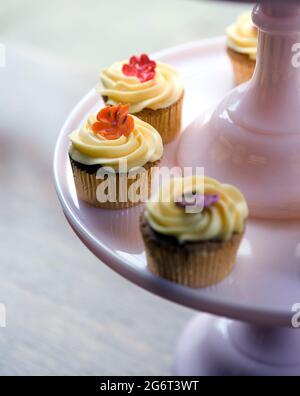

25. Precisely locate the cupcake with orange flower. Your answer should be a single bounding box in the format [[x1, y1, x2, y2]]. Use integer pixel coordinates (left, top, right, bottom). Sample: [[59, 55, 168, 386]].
[[226, 11, 258, 85], [69, 104, 163, 209], [99, 54, 184, 144]]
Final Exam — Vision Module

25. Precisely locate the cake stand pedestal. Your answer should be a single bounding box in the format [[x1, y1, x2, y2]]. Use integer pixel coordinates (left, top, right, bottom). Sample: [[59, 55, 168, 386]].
[[178, 1, 300, 219], [54, 1, 300, 376], [175, 315, 300, 376], [175, 1, 300, 375]]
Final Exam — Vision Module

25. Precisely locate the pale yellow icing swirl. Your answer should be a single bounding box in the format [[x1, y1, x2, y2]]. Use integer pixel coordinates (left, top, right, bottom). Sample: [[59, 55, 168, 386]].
[[145, 176, 248, 243], [69, 115, 163, 171], [99, 61, 184, 113], [226, 11, 258, 60]]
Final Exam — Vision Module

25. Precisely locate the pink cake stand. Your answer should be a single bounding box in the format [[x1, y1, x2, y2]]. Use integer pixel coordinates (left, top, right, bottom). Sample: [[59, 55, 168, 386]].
[[54, 1, 300, 376]]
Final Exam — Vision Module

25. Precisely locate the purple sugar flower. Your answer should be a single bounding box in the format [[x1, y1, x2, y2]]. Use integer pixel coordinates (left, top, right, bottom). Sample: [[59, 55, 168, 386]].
[[176, 193, 219, 212]]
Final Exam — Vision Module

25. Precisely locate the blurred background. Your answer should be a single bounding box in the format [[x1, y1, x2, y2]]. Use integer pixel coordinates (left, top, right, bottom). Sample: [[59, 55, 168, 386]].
[[0, 0, 250, 375]]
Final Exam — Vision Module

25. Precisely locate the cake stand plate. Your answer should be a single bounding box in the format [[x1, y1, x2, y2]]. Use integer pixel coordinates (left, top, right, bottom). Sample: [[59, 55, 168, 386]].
[[54, 37, 300, 376]]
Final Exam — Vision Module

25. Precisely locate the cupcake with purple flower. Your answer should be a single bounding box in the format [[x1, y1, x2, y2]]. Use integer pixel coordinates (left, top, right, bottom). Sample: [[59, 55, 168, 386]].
[[140, 176, 248, 288]]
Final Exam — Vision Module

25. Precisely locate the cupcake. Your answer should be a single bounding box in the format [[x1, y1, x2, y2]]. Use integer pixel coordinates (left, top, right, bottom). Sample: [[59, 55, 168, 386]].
[[226, 11, 258, 85], [99, 54, 184, 144], [69, 104, 163, 209], [140, 176, 248, 288]]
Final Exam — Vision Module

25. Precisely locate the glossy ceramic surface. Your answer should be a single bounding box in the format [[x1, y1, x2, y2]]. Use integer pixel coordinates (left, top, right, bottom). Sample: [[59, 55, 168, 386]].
[[54, 37, 300, 327]]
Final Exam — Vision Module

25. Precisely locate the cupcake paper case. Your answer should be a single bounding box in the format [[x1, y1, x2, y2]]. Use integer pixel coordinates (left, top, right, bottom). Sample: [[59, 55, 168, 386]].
[[226, 11, 258, 85], [99, 54, 184, 144], [69, 105, 163, 209], [140, 176, 249, 288]]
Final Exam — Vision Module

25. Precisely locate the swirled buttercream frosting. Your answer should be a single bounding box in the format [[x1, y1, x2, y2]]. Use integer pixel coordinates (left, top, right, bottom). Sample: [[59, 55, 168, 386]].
[[69, 105, 163, 171], [145, 176, 248, 243], [99, 55, 184, 113], [226, 11, 258, 60]]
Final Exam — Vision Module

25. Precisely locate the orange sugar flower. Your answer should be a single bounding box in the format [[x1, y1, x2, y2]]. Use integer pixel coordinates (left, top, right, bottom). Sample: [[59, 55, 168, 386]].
[[91, 105, 134, 140]]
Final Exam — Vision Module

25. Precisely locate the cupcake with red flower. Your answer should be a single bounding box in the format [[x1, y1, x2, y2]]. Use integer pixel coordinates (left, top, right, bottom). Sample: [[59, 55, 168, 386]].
[[99, 54, 184, 144], [69, 104, 163, 209]]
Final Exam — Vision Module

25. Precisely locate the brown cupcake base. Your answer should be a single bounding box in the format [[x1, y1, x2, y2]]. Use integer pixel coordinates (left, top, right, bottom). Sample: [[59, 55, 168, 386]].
[[103, 93, 184, 145], [227, 48, 256, 86], [70, 157, 160, 209], [140, 215, 243, 288]]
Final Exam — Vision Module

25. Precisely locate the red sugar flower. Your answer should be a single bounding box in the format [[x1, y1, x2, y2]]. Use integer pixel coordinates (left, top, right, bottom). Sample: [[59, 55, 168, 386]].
[[91, 105, 134, 140], [122, 54, 156, 83]]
